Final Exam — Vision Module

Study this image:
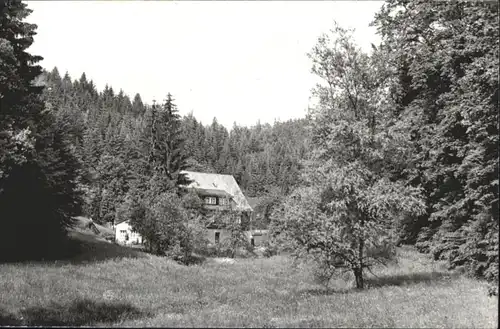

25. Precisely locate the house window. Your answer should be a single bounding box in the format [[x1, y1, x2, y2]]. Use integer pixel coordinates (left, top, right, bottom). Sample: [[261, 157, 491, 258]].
[[215, 232, 220, 244], [205, 197, 217, 205], [220, 198, 228, 206], [120, 230, 129, 241]]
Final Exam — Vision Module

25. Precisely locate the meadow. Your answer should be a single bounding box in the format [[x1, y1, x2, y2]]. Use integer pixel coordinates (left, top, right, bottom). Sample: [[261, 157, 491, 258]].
[[0, 229, 497, 328]]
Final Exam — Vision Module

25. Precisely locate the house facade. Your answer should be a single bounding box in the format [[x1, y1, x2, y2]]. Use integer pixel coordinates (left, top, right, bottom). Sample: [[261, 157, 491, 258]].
[[114, 220, 143, 245], [181, 171, 255, 246], [114, 171, 266, 247]]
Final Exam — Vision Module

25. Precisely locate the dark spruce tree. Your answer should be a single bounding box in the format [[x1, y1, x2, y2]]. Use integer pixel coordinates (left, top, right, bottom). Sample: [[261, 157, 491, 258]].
[[0, 0, 83, 261], [147, 93, 191, 190], [122, 93, 193, 256], [132, 93, 145, 117]]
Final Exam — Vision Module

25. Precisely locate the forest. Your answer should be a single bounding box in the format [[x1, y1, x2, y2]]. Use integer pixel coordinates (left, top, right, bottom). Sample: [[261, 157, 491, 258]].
[[33, 68, 310, 227], [0, 0, 497, 294]]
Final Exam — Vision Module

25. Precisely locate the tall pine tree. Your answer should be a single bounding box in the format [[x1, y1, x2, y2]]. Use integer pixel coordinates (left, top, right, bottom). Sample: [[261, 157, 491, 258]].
[[0, 0, 83, 260]]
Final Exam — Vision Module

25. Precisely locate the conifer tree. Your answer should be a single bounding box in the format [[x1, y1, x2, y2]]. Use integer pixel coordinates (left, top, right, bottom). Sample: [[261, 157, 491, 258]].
[[0, 0, 83, 260], [145, 93, 190, 189], [132, 93, 145, 117], [120, 93, 193, 256]]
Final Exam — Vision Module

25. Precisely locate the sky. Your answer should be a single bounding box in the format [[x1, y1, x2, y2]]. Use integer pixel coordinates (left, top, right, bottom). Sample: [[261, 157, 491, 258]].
[[26, 1, 383, 128]]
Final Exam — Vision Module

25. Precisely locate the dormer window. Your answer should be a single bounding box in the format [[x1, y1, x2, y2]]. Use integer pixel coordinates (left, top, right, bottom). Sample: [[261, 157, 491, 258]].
[[205, 196, 217, 205]]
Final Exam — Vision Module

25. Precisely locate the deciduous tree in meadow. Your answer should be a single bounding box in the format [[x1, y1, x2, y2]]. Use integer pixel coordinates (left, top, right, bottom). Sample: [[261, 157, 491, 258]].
[[272, 23, 425, 289]]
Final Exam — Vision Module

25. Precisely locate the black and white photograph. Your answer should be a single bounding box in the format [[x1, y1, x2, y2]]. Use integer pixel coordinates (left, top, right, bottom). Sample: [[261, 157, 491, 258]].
[[0, 0, 498, 327]]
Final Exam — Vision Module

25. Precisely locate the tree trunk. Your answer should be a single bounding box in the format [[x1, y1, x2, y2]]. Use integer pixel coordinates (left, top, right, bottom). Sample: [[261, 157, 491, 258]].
[[229, 243, 236, 258], [357, 236, 365, 289], [356, 214, 365, 289], [354, 267, 364, 289]]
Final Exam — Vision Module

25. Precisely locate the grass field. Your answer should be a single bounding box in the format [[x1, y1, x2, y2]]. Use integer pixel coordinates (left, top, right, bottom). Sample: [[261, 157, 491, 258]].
[[0, 229, 497, 328]]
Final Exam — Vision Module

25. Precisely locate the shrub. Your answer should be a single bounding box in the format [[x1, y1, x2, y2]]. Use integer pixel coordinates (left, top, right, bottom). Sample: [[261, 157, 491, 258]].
[[212, 210, 253, 259], [261, 239, 279, 258], [188, 215, 211, 257], [127, 192, 192, 257]]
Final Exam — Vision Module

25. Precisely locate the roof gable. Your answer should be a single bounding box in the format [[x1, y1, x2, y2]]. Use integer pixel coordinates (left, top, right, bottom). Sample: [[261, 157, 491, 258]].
[[181, 171, 253, 212]]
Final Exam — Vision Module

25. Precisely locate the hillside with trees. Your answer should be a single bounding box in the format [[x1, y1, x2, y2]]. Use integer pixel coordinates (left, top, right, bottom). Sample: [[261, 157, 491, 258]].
[[33, 68, 311, 226]]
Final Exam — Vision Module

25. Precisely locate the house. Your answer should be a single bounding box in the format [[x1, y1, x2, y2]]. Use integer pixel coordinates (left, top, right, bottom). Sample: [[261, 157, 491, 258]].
[[114, 171, 266, 247], [181, 171, 255, 246], [114, 220, 143, 245]]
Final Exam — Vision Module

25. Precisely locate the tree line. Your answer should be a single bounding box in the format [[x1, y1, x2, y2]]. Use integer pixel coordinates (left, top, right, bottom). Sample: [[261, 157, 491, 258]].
[[34, 67, 310, 225]]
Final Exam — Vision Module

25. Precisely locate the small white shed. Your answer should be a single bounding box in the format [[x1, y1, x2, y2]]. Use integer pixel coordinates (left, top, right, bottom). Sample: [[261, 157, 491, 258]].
[[114, 220, 142, 245]]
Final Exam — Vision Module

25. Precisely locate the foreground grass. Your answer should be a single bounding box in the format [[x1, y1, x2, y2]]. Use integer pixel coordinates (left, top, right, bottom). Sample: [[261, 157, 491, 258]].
[[0, 233, 497, 328]]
